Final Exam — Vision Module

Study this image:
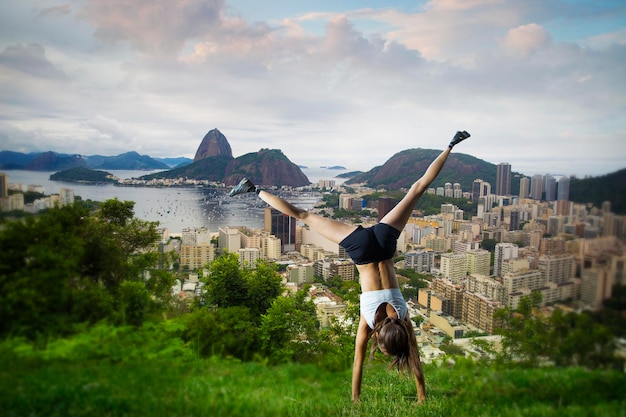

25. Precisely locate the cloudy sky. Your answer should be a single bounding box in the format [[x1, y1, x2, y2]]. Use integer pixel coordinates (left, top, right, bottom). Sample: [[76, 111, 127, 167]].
[[1, 0, 625, 177]]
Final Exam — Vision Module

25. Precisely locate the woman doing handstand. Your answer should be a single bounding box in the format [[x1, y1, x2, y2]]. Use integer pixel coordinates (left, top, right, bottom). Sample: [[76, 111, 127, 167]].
[[228, 130, 470, 403]]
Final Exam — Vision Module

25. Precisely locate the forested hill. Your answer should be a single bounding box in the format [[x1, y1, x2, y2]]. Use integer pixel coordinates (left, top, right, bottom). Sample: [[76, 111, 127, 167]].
[[49, 167, 118, 184], [345, 148, 521, 194], [570, 168, 626, 214], [344, 148, 626, 214]]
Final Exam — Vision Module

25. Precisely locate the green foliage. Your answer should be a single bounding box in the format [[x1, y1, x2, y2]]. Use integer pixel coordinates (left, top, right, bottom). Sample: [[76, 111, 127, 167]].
[[481, 238, 498, 252], [397, 268, 429, 300], [205, 252, 250, 308], [259, 289, 319, 364], [0, 199, 168, 339], [202, 254, 283, 320], [182, 306, 259, 361], [246, 260, 283, 317], [570, 168, 626, 214], [49, 166, 117, 183], [319, 275, 361, 304], [118, 281, 151, 326], [320, 192, 339, 208], [495, 293, 623, 370], [0, 321, 192, 363]]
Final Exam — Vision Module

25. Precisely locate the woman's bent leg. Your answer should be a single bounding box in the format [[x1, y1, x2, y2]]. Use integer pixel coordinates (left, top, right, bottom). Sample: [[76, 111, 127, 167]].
[[258, 190, 357, 244]]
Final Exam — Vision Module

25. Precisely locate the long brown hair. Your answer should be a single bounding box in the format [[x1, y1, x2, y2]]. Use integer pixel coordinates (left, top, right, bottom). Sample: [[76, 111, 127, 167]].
[[370, 313, 427, 400]]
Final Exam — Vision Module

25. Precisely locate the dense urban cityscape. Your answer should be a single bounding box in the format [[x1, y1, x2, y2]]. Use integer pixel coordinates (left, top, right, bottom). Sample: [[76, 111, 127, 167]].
[[1, 164, 624, 362]]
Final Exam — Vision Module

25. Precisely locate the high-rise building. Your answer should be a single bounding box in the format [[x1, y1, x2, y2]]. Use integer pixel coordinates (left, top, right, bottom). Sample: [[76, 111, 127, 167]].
[[181, 227, 215, 270], [0, 173, 8, 198], [502, 269, 544, 307], [405, 249, 435, 273], [265, 207, 297, 253], [494, 242, 519, 277], [440, 253, 468, 281], [510, 210, 520, 231], [544, 175, 556, 202], [461, 292, 503, 335], [557, 176, 570, 201], [519, 176, 530, 199], [581, 267, 614, 309], [496, 163, 511, 196], [377, 198, 397, 221], [472, 179, 491, 201], [530, 175, 543, 200], [453, 183, 462, 199], [217, 227, 240, 252], [465, 249, 491, 276], [238, 247, 261, 269], [59, 188, 75, 206], [538, 254, 575, 285]]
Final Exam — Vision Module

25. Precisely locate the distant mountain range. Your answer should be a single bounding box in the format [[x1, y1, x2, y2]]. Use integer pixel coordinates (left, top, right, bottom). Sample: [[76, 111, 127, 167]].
[[0, 150, 191, 171], [2, 129, 625, 213]]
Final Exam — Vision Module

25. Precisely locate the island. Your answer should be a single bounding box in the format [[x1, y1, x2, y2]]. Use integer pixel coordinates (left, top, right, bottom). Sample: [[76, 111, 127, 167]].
[[50, 167, 119, 184]]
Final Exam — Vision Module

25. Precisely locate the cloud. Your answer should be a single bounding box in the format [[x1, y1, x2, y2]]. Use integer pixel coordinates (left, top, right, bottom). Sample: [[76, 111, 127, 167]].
[[0, 0, 624, 177], [83, 115, 136, 143], [80, 0, 226, 56], [37, 4, 72, 18], [502, 23, 552, 56], [0, 43, 66, 79]]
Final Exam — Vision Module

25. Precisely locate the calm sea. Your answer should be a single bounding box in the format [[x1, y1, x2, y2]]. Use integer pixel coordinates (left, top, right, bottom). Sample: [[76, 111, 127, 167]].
[[3, 168, 347, 234]]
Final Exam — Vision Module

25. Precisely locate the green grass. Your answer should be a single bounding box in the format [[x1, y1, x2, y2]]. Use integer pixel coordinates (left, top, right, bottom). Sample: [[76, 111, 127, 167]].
[[1, 355, 624, 417]]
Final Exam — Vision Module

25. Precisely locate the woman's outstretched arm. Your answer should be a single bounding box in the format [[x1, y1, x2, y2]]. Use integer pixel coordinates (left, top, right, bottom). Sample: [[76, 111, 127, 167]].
[[405, 315, 427, 403], [351, 315, 372, 402]]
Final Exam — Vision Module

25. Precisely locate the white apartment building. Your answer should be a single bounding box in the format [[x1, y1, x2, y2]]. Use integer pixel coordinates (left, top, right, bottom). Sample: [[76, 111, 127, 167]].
[[238, 247, 261, 269], [494, 243, 519, 277], [262, 235, 281, 260], [405, 249, 435, 273], [538, 254, 576, 284], [440, 253, 467, 282], [465, 274, 505, 303], [218, 226, 241, 253], [180, 244, 215, 270], [59, 187, 75, 206], [287, 264, 315, 284], [466, 249, 491, 276], [502, 269, 544, 307]]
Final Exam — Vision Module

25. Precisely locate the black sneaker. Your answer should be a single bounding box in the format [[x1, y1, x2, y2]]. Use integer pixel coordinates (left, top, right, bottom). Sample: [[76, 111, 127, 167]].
[[229, 178, 257, 196], [449, 131, 470, 147]]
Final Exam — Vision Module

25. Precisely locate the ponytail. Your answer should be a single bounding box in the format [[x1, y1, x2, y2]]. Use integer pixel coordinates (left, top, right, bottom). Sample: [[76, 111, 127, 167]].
[[370, 315, 426, 400]]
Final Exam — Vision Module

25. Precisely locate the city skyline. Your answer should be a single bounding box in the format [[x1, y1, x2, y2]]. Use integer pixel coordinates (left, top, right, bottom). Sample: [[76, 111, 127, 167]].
[[1, 1, 625, 178]]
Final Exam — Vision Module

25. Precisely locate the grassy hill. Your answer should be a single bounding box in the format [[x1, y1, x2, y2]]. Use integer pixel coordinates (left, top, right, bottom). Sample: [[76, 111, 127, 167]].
[[2, 354, 623, 417]]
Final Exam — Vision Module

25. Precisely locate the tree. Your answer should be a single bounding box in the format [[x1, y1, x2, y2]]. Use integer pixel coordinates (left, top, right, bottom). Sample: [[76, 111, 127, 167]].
[[204, 252, 249, 308], [495, 292, 621, 370], [0, 200, 165, 338], [118, 280, 151, 326], [246, 260, 283, 318], [259, 289, 319, 364], [481, 238, 498, 252]]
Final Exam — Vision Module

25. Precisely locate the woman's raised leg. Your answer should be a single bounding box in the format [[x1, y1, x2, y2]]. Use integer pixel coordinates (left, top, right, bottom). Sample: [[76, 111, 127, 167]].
[[380, 131, 469, 231]]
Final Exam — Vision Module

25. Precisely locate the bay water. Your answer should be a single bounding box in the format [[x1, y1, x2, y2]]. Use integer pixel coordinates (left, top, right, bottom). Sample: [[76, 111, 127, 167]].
[[3, 168, 347, 234]]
